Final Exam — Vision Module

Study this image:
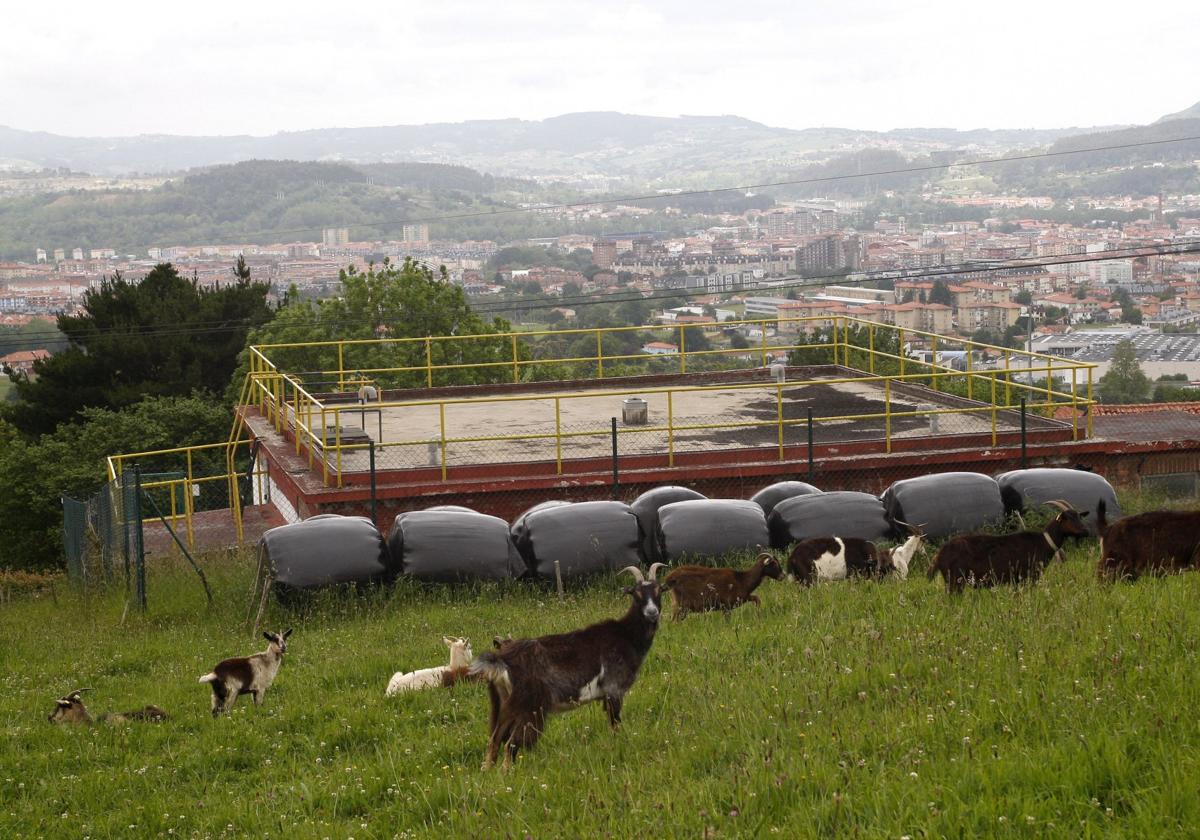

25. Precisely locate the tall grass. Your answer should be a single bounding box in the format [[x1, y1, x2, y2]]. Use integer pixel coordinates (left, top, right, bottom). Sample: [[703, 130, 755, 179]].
[[3, 535, 1200, 838]]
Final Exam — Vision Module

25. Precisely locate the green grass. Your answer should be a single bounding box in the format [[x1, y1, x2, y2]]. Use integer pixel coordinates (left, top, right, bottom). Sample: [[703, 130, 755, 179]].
[[4, 539, 1200, 838]]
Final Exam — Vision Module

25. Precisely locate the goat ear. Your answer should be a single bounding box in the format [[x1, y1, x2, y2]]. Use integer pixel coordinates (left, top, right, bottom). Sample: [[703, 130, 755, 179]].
[[282, 628, 293, 638], [263, 632, 275, 642], [622, 586, 635, 595], [1080, 511, 1089, 518]]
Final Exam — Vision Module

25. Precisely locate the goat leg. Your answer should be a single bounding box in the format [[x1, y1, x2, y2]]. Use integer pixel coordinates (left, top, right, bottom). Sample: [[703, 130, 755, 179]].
[[603, 696, 623, 729]]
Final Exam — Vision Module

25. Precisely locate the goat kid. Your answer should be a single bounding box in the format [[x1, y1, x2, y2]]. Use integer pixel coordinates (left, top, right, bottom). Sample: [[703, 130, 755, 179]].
[[1097, 499, 1200, 581], [47, 688, 168, 724], [927, 501, 1089, 593], [786, 537, 895, 585], [385, 636, 474, 696], [663, 552, 782, 618], [199, 628, 291, 717], [886, 521, 927, 580], [469, 563, 666, 770]]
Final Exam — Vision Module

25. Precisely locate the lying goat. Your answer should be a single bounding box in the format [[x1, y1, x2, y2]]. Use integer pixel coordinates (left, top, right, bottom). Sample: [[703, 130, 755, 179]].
[[385, 636, 474, 696], [1097, 499, 1200, 581], [927, 501, 1089, 593], [663, 552, 782, 618], [469, 563, 666, 770], [199, 628, 291, 717], [785, 537, 895, 584], [48, 688, 168, 724]]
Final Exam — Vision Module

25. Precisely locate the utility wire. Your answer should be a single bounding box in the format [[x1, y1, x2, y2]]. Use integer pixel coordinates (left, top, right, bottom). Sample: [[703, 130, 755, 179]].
[[2, 241, 1196, 350]]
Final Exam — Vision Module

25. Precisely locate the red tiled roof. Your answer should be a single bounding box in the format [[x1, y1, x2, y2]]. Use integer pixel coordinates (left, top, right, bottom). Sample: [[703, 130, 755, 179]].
[[1092, 403, 1200, 416]]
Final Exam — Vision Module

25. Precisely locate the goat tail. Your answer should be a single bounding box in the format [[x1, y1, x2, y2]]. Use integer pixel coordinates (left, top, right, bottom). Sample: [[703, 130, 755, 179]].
[[926, 549, 943, 580], [1096, 499, 1109, 537], [468, 652, 512, 699], [198, 672, 217, 684]]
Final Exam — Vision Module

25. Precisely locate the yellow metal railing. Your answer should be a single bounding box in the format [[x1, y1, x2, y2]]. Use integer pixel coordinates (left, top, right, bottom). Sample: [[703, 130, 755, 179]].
[[236, 314, 1097, 487]]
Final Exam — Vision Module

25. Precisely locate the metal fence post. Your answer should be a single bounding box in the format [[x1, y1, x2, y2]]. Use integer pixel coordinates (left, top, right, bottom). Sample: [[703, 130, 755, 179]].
[[1020, 397, 1027, 469], [611, 417, 619, 499], [369, 441, 378, 526], [807, 407, 815, 482], [132, 464, 147, 613]]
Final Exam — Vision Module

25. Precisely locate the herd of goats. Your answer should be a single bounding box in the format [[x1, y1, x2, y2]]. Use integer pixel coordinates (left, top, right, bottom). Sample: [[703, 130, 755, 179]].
[[47, 495, 1200, 770]]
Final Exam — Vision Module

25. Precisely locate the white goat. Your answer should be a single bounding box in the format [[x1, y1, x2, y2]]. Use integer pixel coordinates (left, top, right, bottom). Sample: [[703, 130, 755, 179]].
[[385, 636, 474, 697], [199, 628, 291, 716]]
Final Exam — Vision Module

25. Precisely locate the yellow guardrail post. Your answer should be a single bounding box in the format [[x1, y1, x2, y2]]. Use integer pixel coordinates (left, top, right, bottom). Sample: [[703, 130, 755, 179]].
[[1087, 367, 1094, 437], [966, 345, 974, 401], [596, 330, 605, 379], [511, 334, 520, 383], [337, 343, 345, 392], [438, 402, 448, 481], [293, 386, 301, 453], [1045, 361, 1053, 412], [1072, 367, 1079, 440], [185, 448, 195, 549], [868, 324, 875, 373], [884, 378, 892, 453], [760, 327, 768, 366], [667, 390, 675, 467], [425, 337, 434, 388], [335, 410, 343, 488], [320, 406, 329, 486], [679, 324, 687, 374], [930, 334, 939, 391], [898, 328, 906, 377], [1004, 350, 1012, 406], [555, 397, 562, 474]]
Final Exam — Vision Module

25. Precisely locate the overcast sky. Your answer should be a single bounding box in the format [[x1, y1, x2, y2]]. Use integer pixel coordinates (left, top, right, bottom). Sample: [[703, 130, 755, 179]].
[[4, 0, 1197, 137]]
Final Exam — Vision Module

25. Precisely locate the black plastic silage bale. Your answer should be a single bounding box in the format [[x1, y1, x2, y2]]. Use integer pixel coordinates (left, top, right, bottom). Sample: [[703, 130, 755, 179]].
[[266, 514, 392, 592], [767, 491, 892, 548], [629, 486, 707, 563], [518, 501, 642, 580], [656, 499, 769, 564], [749, 480, 822, 518], [387, 509, 522, 583], [996, 468, 1120, 535], [880, 472, 1004, 539], [510, 500, 573, 570]]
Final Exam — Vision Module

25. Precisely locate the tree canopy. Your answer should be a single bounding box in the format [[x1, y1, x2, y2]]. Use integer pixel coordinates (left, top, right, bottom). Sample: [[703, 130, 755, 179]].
[[1098, 340, 1151, 404], [3, 262, 273, 436]]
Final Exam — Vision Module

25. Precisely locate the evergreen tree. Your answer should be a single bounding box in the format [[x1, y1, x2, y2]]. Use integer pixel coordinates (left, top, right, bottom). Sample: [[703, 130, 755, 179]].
[[1098, 340, 1151, 404]]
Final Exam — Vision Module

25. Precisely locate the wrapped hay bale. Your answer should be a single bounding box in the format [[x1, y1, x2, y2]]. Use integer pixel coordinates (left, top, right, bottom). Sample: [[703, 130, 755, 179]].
[[997, 468, 1119, 535], [387, 509, 522, 582], [656, 499, 769, 564], [767, 491, 892, 548], [880, 472, 1004, 539], [516, 501, 642, 581], [266, 514, 392, 593], [749, 480, 822, 518], [630, 486, 707, 563]]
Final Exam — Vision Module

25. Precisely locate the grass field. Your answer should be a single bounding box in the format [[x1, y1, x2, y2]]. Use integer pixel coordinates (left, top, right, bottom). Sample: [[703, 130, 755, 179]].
[[4, 527, 1200, 838]]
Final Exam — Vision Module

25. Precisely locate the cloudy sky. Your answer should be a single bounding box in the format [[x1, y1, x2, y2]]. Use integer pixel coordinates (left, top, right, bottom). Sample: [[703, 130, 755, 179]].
[[4, 0, 1197, 137]]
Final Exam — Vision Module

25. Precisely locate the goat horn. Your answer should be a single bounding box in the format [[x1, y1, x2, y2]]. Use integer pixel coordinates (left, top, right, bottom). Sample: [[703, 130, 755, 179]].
[[618, 565, 645, 583], [61, 688, 92, 701], [647, 562, 668, 581], [1044, 499, 1074, 512], [894, 519, 925, 535]]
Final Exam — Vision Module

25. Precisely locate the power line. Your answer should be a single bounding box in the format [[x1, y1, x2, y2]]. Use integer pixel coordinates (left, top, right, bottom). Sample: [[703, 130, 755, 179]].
[[2, 240, 1196, 350]]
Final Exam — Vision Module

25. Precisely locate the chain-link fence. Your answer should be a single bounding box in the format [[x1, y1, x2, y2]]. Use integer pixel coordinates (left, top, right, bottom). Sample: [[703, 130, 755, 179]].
[[62, 470, 145, 604]]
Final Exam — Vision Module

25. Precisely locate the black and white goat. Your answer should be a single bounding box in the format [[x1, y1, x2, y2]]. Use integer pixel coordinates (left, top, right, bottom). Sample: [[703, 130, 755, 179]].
[[47, 688, 168, 724], [785, 537, 895, 584], [199, 628, 291, 717], [927, 501, 1090, 592], [468, 563, 666, 770]]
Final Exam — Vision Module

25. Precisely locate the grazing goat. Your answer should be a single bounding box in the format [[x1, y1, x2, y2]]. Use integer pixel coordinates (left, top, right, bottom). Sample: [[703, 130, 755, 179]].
[[927, 501, 1090, 593], [47, 688, 168, 724], [469, 563, 666, 770], [785, 537, 895, 585], [199, 628, 291, 717], [886, 521, 927, 580], [1097, 499, 1200, 581], [385, 636, 474, 696], [663, 552, 783, 618]]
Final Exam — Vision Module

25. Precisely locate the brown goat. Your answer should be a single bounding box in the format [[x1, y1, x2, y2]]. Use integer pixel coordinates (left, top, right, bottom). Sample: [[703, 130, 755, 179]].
[[927, 501, 1090, 593], [1097, 499, 1200, 581], [662, 552, 783, 618], [47, 689, 169, 725], [469, 564, 666, 770]]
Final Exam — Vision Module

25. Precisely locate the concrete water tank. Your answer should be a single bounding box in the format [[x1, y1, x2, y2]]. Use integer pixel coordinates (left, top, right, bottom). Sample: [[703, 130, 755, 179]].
[[622, 397, 649, 425]]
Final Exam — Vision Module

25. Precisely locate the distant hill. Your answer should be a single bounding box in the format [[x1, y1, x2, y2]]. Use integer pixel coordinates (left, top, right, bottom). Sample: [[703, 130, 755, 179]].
[[1156, 100, 1200, 123], [0, 112, 1112, 182], [0, 160, 536, 259]]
